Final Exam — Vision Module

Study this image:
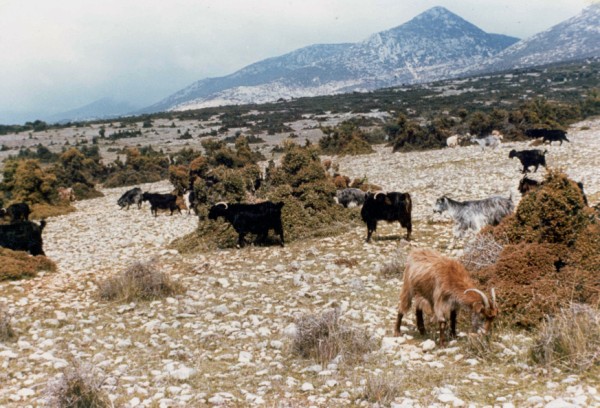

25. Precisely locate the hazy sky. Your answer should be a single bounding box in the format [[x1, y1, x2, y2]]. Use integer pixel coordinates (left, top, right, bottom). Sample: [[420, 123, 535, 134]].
[[0, 0, 594, 124]]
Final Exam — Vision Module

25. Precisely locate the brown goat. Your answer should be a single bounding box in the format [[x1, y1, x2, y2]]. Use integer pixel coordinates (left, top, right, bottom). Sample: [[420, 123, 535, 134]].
[[394, 248, 498, 346]]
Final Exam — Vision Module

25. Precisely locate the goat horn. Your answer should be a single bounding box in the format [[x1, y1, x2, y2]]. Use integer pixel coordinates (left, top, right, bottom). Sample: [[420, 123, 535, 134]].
[[491, 288, 497, 307], [215, 201, 228, 209], [464, 288, 490, 309]]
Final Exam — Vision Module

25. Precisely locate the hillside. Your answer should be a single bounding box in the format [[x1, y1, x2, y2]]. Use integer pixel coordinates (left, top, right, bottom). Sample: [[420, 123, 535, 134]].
[[1, 118, 599, 406], [142, 7, 518, 113]]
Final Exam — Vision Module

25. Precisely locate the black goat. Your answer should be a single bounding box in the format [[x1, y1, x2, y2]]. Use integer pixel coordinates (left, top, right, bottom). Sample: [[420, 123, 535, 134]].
[[518, 176, 541, 195], [509, 149, 547, 173], [525, 128, 570, 145], [141, 192, 181, 217], [0, 220, 46, 255], [208, 201, 285, 247], [361, 191, 412, 242], [117, 187, 143, 210], [0, 202, 31, 223]]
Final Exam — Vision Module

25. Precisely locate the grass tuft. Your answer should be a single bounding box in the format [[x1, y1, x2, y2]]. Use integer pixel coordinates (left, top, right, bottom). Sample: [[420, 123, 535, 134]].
[[530, 303, 600, 372], [362, 371, 403, 405], [97, 261, 183, 302], [291, 309, 375, 365], [45, 361, 111, 408], [0, 307, 15, 342]]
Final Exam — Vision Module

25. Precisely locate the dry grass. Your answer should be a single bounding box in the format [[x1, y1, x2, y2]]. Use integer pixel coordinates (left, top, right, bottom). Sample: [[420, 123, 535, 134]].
[[291, 308, 376, 365], [379, 258, 404, 279], [0, 248, 57, 281], [97, 261, 183, 302], [30, 203, 76, 219], [334, 257, 358, 268], [530, 303, 600, 372], [461, 232, 504, 272], [45, 361, 111, 408], [361, 371, 403, 405], [0, 307, 15, 342], [464, 333, 498, 361]]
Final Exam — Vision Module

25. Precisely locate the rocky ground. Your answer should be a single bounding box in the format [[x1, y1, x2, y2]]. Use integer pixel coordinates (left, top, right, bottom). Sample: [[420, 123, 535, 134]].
[[1, 119, 599, 407]]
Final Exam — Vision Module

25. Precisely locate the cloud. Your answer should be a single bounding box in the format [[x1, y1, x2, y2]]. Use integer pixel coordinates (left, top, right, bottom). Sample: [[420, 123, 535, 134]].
[[0, 0, 590, 123]]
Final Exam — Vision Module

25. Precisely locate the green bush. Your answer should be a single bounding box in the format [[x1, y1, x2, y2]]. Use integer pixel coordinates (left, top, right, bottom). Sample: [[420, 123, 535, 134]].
[[319, 121, 374, 156]]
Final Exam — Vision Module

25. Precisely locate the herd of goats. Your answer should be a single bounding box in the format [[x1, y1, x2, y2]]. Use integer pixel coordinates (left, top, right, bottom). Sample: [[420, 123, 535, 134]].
[[0, 127, 592, 345]]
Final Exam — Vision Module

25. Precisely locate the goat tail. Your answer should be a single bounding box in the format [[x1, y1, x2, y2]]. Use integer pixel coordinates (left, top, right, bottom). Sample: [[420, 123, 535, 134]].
[[40, 219, 47, 230]]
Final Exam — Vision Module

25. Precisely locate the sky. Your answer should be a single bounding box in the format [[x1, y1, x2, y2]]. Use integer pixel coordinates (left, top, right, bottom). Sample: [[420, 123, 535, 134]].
[[0, 0, 594, 124]]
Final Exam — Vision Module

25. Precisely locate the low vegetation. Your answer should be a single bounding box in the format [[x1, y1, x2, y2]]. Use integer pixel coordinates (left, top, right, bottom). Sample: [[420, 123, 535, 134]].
[[474, 171, 599, 328], [291, 308, 376, 366], [0, 306, 15, 342], [530, 303, 600, 372], [45, 361, 111, 408], [97, 261, 183, 302], [0, 248, 57, 281], [361, 371, 403, 405]]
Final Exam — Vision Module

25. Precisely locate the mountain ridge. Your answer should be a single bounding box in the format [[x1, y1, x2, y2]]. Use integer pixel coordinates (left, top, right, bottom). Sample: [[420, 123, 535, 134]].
[[141, 6, 520, 113]]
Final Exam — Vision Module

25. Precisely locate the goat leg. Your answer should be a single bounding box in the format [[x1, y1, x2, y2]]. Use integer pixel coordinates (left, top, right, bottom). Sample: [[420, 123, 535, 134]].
[[416, 308, 426, 335], [439, 321, 447, 347], [450, 310, 457, 338], [394, 312, 403, 337]]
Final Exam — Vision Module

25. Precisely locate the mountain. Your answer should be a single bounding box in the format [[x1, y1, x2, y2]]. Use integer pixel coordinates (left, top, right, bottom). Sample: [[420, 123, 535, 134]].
[[46, 97, 138, 124], [471, 4, 600, 73], [142, 6, 518, 113]]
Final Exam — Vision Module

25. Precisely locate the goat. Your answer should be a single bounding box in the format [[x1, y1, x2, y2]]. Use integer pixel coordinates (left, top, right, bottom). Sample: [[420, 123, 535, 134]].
[[57, 187, 76, 202], [361, 191, 412, 242], [0, 220, 47, 256], [446, 135, 459, 148], [509, 149, 547, 173], [470, 132, 502, 151], [117, 187, 143, 210], [1, 202, 31, 223], [335, 188, 366, 208], [517, 175, 540, 195], [433, 195, 514, 238], [394, 248, 498, 346], [208, 201, 284, 247], [525, 128, 569, 145], [141, 192, 181, 217]]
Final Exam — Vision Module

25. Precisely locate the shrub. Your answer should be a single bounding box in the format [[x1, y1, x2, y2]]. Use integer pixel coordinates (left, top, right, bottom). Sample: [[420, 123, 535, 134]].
[[319, 122, 374, 156], [362, 372, 403, 405], [476, 171, 600, 328], [0, 307, 15, 342], [461, 233, 504, 272], [387, 114, 448, 152], [103, 147, 170, 188], [45, 361, 111, 408], [494, 170, 589, 246], [97, 261, 183, 302], [0, 248, 57, 281], [173, 142, 357, 251], [530, 303, 600, 372], [291, 309, 375, 365], [474, 239, 598, 328], [52, 147, 105, 199], [1, 159, 57, 204]]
